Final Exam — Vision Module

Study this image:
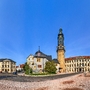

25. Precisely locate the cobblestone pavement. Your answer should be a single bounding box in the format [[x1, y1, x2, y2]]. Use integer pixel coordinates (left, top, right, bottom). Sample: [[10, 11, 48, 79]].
[[0, 73, 90, 90], [0, 73, 80, 82]]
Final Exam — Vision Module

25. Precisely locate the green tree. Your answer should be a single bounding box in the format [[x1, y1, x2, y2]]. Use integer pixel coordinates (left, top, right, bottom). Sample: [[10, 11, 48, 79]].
[[45, 61, 57, 74], [23, 62, 32, 74]]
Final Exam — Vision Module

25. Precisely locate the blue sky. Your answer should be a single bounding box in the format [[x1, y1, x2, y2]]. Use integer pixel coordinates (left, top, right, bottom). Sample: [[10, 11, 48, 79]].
[[0, 0, 90, 65]]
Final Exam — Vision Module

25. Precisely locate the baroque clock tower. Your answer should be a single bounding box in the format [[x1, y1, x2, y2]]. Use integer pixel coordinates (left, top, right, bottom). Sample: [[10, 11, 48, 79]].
[[57, 28, 65, 73]]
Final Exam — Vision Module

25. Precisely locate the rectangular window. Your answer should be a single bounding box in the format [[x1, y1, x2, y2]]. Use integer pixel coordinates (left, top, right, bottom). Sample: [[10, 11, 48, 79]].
[[82, 63, 84, 66], [2, 69, 4, 71], [37, 58, 41, 62], [88, 63, 89, 66], [34, 66, 36, 69], [77, 63, 78, 66], [85, 63, 86, 66], [2, 65, 4, 68], [38, 65, 42, 68]]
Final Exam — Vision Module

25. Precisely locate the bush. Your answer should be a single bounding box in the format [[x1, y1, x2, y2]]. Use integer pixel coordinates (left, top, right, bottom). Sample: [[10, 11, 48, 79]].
[[45, 61, 57, 74], [23, 62, 32, 74]]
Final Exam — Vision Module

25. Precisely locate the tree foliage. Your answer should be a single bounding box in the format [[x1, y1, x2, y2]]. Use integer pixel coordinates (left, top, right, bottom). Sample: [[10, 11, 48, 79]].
[[23, 62, 32, 74], [45, 61, 57, 74]]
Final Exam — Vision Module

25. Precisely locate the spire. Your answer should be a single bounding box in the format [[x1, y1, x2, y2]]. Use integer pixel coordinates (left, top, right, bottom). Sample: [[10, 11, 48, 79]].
[[59, 28, 62, 34], [38, 46, 40, 51]]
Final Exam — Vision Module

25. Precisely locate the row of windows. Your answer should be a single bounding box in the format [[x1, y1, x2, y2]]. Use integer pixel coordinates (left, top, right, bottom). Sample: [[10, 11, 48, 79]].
[[2, 69, 15, 72], [28, 57, 34, 60], [28, 58, 42, 62], [2, 65, 15, 68], [66, 59, 90, 63], [2, 65, 9, 68], [67, 68, 90, 72], [66, 63, 90, 67], [2, 69, 10, 72], [33, 65, 42, 68]]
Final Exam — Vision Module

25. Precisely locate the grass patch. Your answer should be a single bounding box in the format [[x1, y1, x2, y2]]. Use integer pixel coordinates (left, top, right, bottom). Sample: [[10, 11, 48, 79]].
[[31, 73, 48, 75], [28, 72, 56, 76]]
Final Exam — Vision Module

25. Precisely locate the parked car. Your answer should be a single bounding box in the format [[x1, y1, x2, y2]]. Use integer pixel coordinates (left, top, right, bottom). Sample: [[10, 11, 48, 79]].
[[13, 72, 17, 75]]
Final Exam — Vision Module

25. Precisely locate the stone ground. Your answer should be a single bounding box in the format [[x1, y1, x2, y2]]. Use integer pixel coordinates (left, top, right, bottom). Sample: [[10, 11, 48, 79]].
[[0, 73, 90, 90]]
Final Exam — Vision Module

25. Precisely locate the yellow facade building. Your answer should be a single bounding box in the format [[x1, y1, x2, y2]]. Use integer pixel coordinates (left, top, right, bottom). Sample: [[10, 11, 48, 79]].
[[0, 58, 16, 73], [65, 56, 90, 73]]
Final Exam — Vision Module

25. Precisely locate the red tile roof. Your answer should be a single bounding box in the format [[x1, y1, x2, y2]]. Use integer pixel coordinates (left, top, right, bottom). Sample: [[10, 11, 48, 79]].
[[20, 64, 24, 68], [65, 56, 90, 61]]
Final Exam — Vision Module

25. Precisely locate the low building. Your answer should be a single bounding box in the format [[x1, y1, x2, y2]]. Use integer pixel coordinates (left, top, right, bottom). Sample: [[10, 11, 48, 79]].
[[0, 58, 16, 73], [16, 64, 24, 72], [53, 59, 60, 73], [65, 56, 90, 73]]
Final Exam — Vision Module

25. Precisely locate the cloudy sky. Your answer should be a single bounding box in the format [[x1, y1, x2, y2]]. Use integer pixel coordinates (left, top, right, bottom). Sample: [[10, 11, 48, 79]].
[[0, 0, 90, 65]]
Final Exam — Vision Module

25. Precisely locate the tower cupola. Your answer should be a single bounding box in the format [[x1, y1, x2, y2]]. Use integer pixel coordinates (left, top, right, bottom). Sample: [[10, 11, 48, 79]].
[[57, 28, 65, 51]]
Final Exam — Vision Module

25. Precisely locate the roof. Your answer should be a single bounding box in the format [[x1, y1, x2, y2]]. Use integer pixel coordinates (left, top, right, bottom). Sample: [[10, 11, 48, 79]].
[[34, 50, 52, 61], [0, 58, 16, 63], [16, 64, 24, 68], [20, 64, 24, 68], [53, 59, 59, 63], [65, 56, 90, 61]]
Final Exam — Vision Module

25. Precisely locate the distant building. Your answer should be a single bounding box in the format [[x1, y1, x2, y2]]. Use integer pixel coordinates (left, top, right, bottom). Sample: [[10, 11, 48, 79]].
[[53, 59, 60, 73], [27, 50, 59, 73], [0, 58, 16, 73], [16, 64, 24, 72]]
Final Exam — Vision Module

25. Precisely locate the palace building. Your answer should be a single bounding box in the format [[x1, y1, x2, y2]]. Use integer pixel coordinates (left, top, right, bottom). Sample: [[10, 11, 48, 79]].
[[65, 56, 90, 73], [57, 28, 90, 73], [26, 28, 90, 73]]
